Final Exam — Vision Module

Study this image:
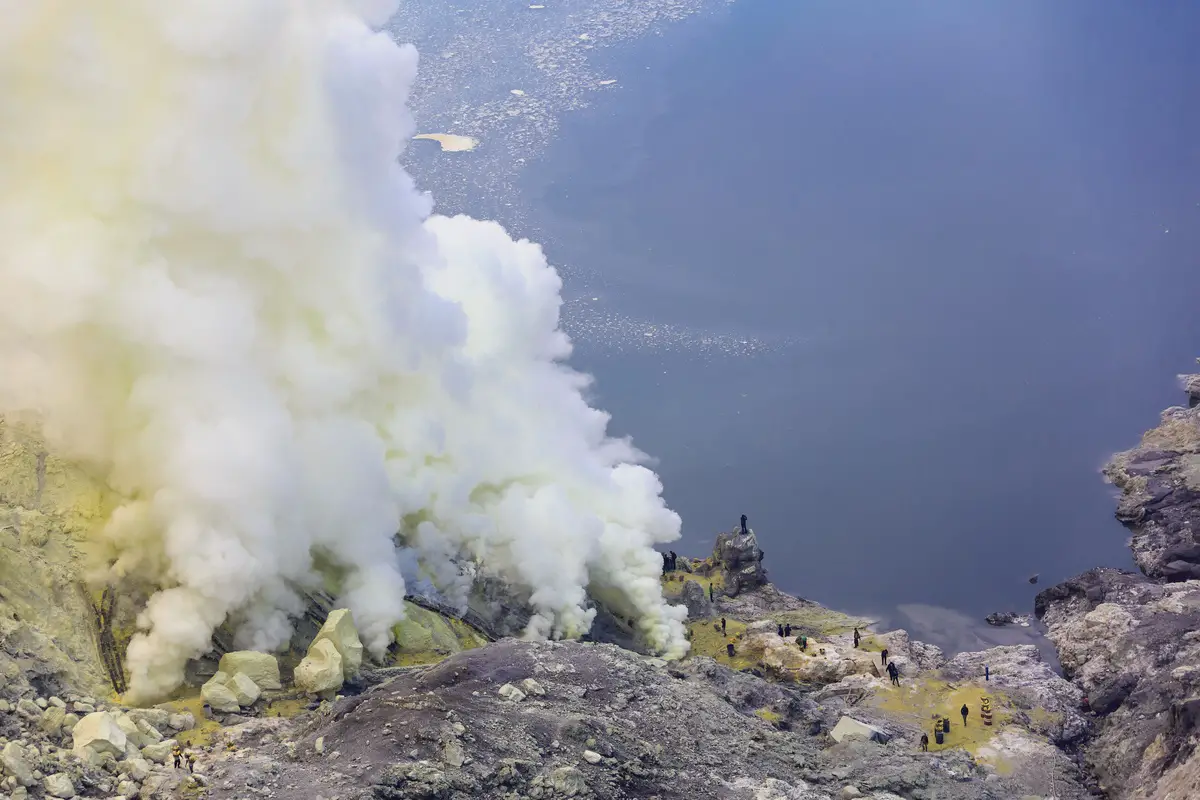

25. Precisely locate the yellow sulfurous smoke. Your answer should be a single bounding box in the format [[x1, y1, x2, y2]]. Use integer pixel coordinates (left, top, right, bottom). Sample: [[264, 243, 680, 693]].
[[0, 1, 688, 703]]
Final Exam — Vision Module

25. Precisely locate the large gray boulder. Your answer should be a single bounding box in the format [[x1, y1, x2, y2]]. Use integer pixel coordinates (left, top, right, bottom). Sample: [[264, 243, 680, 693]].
[[713, 528, 767, 596], [679, 579, 713, 620], [71, 711, 127, 760]]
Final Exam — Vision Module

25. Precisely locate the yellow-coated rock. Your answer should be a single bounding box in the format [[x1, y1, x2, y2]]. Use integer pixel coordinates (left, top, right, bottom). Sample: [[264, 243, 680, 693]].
[[391, 601, 488, 666], [200, 673, 241, 713], [295, 638, 344, 694], [217, 650, 282, 691], [227, 672, 261, 706], [311, 608, 363, 677]]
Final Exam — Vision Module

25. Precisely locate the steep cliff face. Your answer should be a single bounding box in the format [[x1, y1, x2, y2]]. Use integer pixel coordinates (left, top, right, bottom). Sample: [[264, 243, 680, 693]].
[[0, 419, 120, 699], [1036, 569, 1200, 799], [1104, 372, 1200, 582], [1034, 372, 1200, 799]]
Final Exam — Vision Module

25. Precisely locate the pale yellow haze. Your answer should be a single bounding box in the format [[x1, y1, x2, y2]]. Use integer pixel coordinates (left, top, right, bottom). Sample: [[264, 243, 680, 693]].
[[0, 1, 687, 704]]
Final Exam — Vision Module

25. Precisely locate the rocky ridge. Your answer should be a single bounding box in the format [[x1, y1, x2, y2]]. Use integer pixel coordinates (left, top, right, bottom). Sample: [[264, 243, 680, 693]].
[[1031, 369, 1200, 799], [175, 529, 1097, 800], [1103, 368, 1200, 582], [6, 371, 1200, 798], [1, 521, 1097, 799]]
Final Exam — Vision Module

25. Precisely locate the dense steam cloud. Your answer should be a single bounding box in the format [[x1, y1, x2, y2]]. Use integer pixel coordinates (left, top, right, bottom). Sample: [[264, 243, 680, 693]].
[[0, 1, 688, 702]]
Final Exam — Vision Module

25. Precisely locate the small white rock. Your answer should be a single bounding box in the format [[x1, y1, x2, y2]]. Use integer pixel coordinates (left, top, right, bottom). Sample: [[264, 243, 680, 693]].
[[314, 737, 325, 755], [166, 713, 195, 733], [583, 750, 602, 764], [140, 740, 175, 765], [498, 684, 527, 703], [42, 773, 75, 798]]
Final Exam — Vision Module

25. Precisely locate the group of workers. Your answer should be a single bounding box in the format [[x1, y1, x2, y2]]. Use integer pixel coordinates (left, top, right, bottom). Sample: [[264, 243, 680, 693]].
[[852, 627, 901, 685], [919, 704, 974, 751], [171, 743, 196, 772]]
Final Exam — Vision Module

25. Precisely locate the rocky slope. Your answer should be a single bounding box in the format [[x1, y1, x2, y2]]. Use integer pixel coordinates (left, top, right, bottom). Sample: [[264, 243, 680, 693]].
[[196, 637, 1089, 800], [1, 522, 1098, 799], [1103, 367, 1200, 583], [1036, 569, 1199, 799], [7, 370, 1200, 799], [1026, 369, 1200, 800], [188, 536, 1096, 799]]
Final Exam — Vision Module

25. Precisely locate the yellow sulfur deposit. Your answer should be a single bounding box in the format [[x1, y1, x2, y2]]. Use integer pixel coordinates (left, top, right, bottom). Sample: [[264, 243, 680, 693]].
[[391, 601, 488, 666]]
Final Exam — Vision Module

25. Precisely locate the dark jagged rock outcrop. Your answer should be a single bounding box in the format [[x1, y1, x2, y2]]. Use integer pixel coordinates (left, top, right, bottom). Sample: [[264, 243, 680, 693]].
[[1035, 568, 1200, 798], [1104, 374, 1200, 582], [678, 579, 712, 620], [1035, 372, 1200, 799], [713, 527, 767, 596]]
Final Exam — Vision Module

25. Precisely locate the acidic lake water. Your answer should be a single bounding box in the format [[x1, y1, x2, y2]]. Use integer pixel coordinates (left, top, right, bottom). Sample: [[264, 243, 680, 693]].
[[516, 0, 1200, 641]]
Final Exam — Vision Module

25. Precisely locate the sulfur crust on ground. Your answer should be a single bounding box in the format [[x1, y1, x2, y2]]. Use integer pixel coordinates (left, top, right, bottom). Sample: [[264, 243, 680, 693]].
[[685, 618, 758, 671], [660, 571, 724, 600], [873, 676, 1012, 757], [159, 695, 223, 748]]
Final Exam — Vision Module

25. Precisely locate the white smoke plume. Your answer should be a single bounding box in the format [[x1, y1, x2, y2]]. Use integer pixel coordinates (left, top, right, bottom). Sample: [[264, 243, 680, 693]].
[[0, 0, 688, 702]]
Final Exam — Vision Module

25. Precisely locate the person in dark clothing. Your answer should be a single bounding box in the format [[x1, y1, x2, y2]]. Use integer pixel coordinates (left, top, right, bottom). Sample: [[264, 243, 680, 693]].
[[740, 514, 748, 535], [784, 624, 792, 637], [853, 628, 860, 648], [726, 642, 736, 658], [919, 733, 929, 752], [669, 551, 677, 570], [720, 617, 727, 635], [880, 648, 889, 665], [709, 583, 715, 602], [887, 661, 900, 686], [777, 624, 784, 637], [662, 552, 670, 575], [960, 703, 969, 726]]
